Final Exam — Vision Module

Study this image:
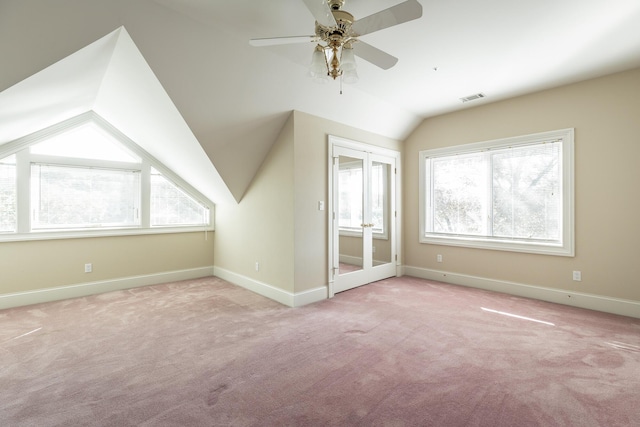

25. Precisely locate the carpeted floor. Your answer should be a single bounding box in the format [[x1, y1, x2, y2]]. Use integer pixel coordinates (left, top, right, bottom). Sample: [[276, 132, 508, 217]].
[[1, 275, 639, 426]]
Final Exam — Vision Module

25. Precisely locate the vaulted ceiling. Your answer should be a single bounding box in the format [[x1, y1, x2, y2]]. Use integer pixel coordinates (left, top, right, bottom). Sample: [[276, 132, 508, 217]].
[[1, 0, 639, 203]]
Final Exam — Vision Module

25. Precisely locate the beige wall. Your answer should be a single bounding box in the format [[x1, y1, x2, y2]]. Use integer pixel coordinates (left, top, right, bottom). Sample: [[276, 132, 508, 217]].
[[214, 110, 402, 297], [213, 114, 296, 292], [0, 232, 214, 295], [292, 111, 402, 293], [404, 68, 640, 302], [6, 68, 637, 308]]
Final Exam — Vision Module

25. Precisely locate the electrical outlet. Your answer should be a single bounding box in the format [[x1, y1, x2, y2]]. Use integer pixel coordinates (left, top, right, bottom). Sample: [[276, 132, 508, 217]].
[[437, 254, 443, 263], [572, 270, 581, 281], [255, 262, 259, 272], [84, 263, 92, 273]]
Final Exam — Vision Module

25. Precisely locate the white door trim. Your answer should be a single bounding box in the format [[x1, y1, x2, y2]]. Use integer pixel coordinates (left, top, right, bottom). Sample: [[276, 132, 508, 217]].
[[327, 135, 401, 297]]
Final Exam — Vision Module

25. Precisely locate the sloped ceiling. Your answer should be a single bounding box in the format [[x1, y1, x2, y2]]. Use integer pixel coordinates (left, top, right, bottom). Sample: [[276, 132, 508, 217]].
[[1, 0, 640, 203], [0, 27, 234, 205]]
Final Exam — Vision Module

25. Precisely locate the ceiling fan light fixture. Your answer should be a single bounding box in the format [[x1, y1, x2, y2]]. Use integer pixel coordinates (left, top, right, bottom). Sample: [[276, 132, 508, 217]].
[[253, 0, 424, 86], [340, 44, 356, 71], [342, 68, 359, 84], [312, 74, 330, 84], [309, 45, 329, 82]]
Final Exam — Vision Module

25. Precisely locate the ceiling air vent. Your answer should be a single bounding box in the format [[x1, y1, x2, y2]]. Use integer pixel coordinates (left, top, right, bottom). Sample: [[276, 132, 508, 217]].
[[460, 93, 486, 103]]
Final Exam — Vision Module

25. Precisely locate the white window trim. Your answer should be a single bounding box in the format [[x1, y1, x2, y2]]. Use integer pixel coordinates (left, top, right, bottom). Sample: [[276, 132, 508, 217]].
[[0, 111, 214, 242], [419, 128, 574, 257]]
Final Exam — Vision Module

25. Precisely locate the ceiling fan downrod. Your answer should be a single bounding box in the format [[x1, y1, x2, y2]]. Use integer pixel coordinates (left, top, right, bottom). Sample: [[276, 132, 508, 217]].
[[329, 43, 341, 80]]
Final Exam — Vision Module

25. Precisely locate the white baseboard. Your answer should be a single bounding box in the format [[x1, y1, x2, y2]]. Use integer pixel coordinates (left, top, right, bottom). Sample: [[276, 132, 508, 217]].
[[0, 267, 215, 311], [403, 265, 640, 319], [213, 266, 327, 308], [294, 286, 328, 307], [11, 263, 627, 318]]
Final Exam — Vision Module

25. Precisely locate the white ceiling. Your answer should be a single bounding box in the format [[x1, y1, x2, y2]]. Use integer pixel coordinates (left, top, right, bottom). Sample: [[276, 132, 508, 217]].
[[1, 0, 640, 203]]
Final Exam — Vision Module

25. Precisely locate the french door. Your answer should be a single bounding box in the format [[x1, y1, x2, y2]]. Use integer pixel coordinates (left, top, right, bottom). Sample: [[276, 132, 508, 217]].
[[329, 137, 399, 295]]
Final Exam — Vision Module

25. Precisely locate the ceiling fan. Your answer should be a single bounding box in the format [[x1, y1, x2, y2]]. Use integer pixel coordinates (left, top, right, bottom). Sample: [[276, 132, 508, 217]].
[[250, 0, 423, 83]]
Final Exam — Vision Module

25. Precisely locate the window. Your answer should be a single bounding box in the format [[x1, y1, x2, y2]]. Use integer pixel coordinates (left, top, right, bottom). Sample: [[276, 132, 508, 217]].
[[31, 164, 140, 230], [150, 168, 209, 226], [29, 122, 139, 162], [0, 114, 213, 241], [0, 154, 16, 233], [419, 129, 574, 256]]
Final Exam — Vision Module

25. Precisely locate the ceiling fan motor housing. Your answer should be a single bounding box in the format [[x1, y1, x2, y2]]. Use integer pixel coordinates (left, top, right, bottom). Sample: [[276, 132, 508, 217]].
[[315, 9, 355, 42], [250, 0, 423, 72]]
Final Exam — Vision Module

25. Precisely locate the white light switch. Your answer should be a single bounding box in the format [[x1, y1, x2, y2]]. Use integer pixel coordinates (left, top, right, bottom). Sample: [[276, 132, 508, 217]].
[[318, 201, 325, 211]]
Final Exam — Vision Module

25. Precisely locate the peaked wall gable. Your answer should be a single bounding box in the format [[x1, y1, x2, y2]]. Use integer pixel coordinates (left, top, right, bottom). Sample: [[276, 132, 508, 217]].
[[0, 26, 234, 206]]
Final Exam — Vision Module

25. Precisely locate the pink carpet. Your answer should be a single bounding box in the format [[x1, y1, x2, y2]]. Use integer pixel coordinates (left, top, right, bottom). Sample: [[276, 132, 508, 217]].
[[1, 275, 639, 426]]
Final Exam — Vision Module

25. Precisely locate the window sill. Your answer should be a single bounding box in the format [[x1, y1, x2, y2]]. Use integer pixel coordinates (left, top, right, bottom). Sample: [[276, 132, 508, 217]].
[[420, 234, 573, 257], [0, 225, 214, 243]]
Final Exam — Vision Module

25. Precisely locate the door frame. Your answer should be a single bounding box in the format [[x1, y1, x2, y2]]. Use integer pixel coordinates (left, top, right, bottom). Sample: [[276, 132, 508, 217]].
[[327, 135, 402, 298]]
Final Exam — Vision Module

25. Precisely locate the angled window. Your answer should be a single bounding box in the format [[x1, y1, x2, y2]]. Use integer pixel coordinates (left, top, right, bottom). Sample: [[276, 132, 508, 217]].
[[0, 113, 214, 241], [419, 129, 574, 256], [29, 122, 140, 162], [150, 167, 209, 226]]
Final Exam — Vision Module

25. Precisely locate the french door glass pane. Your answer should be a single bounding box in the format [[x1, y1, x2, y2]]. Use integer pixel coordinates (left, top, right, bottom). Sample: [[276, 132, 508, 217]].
[[371, 162, 385, 234], [338, 155, 363, 273], [338, 159, 363, 231], [372, 161, 392, 266]]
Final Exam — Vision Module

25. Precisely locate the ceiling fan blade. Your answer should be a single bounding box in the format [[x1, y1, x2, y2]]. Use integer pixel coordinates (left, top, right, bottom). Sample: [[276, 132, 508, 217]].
[[351, 0, 423, 37], [302, 0, 337, 28], [353, 41, 398, 70], [250, 35, 316, 47]]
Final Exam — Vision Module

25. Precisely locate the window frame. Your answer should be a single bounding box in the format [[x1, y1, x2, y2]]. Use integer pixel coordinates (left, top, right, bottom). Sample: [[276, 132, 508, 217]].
[[0, 154, 17, 233], [30, 161, 143, 230], [0, 112, 214, 242], [419, 128, 574, 256]]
